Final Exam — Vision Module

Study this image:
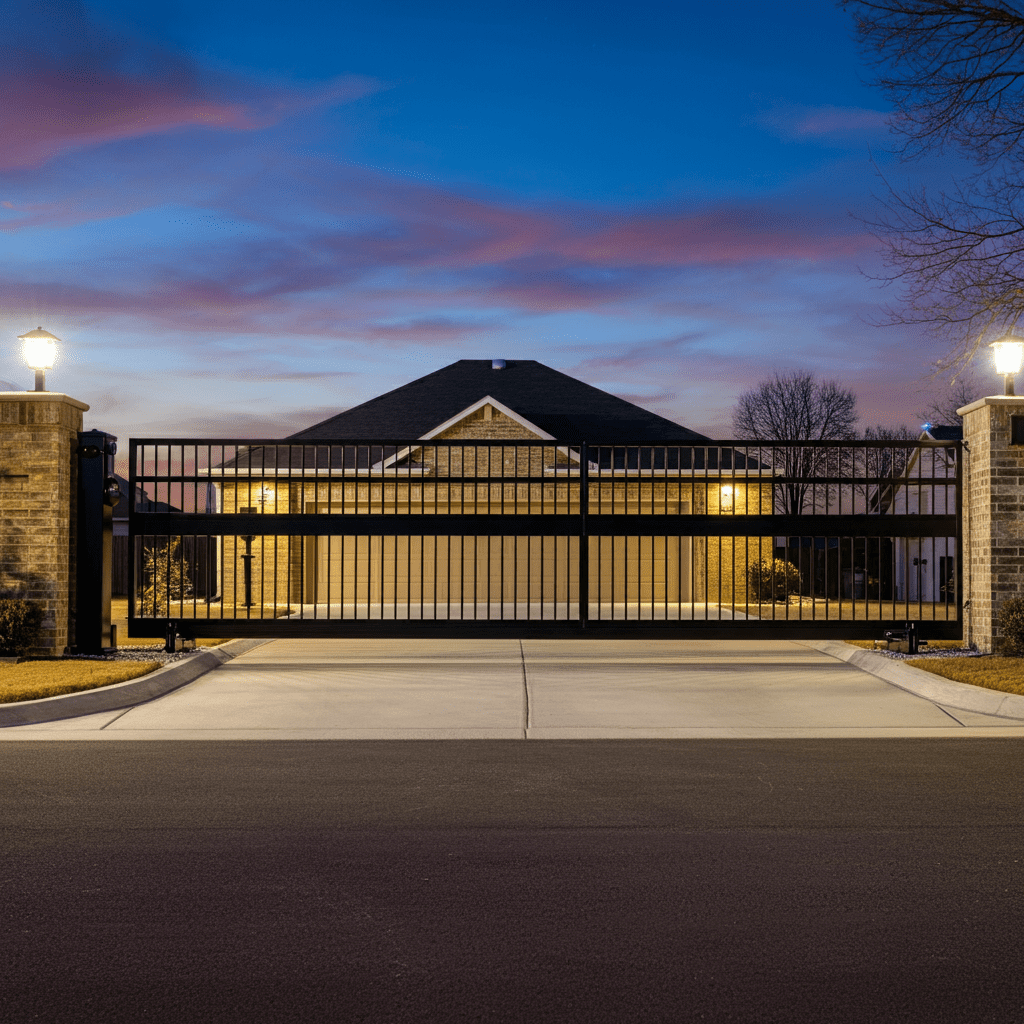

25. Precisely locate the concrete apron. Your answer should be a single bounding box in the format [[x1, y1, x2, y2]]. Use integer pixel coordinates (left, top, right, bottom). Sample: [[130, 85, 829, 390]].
[[5, 638, 1024, 740]]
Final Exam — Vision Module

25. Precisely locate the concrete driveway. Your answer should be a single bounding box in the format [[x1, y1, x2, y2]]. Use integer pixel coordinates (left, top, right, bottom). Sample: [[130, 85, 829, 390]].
[[7, 638, 1024, 738]]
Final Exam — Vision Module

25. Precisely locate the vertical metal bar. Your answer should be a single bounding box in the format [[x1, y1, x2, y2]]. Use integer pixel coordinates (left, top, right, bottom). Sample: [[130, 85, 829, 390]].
[[579, 441, 589, 627]]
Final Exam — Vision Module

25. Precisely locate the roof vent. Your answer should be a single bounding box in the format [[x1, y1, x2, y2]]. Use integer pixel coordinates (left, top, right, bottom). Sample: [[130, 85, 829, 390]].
[[492, 358, 506, 370]]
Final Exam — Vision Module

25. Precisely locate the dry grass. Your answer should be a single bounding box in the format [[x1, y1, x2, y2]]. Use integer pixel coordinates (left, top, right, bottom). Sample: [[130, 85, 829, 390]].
[[112, 598, 288, 645], [111, 599, 230, 646], [905, 657, 1024, 697], [0, 660, 162, 704], [844, 639, 1024, 698], [845, 639, 965, 650]]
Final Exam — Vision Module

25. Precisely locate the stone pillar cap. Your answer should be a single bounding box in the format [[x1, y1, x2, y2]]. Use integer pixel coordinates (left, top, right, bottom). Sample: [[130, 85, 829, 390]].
[[957, 394, 1024, 417], [0, 391, 89, 411]]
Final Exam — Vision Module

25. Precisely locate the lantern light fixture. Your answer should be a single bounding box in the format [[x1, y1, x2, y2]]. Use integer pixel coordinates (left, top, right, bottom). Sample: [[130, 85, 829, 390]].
[[989, 333, 1024, 395], [18, 327, 60, 392]]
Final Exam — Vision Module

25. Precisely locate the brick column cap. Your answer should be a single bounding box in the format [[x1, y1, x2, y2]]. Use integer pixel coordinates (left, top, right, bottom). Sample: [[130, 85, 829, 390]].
[[0, 391, 89, 412], [958, 394, 1024, 417]]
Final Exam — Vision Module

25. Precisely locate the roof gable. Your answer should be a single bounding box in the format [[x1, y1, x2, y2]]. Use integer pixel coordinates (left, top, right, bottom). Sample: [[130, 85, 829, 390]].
[[288, 359, 709, 443]]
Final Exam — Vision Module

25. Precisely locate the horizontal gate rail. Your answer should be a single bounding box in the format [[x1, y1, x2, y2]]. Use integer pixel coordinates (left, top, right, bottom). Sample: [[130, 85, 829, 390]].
[[132, 512, 957, 539], [128, 437, 963, 641]]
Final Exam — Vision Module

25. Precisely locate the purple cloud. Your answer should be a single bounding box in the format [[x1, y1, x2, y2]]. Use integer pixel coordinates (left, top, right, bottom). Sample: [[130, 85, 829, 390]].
[[757, 103, 889, 143]]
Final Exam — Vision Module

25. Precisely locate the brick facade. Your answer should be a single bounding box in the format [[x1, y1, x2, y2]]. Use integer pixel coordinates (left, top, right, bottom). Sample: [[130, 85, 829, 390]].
[[205, 405, 772, 613], [0, 392, 88, 654], [960, 396, 1024, 652]]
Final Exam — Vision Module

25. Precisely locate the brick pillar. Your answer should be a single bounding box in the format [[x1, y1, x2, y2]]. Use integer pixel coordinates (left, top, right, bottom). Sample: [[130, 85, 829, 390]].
[[0, 392, 89, 655], [959, 395, 1024, 653]]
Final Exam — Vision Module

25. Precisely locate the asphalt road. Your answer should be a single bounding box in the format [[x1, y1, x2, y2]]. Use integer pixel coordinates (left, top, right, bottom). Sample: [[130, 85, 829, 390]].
[[2, 739, 1022, 1023]]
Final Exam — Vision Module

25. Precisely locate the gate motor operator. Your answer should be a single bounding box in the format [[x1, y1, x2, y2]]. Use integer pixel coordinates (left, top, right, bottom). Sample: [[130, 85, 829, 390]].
[[75, 430, 120, 654]]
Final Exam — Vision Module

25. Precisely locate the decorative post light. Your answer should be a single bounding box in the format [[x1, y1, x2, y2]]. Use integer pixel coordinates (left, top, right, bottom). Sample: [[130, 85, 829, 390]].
[[18, 327, 59, 392], [989, 333, 1024, 395]]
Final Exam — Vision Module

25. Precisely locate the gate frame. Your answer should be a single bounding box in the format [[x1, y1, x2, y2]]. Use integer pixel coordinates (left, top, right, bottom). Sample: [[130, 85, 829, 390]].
[[127, 436, 963, 642]]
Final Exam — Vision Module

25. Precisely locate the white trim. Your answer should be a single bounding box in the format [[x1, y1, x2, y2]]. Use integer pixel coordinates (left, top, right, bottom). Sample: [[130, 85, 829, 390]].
[[376, 395, 556, 470]]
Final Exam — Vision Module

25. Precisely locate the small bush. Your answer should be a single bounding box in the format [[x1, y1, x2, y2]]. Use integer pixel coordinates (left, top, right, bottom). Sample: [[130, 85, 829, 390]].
[[0, 599, 45, 656], [141, 539, 193, 616], [998, 596, 1024, 656], [748, 558, 801, 603]]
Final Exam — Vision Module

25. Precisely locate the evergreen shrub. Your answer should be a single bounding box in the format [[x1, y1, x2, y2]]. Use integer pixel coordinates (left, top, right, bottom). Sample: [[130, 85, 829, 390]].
[[0, 599, 45, 656], [998, 596, 1024, 656], [747, 558, 801, 603]]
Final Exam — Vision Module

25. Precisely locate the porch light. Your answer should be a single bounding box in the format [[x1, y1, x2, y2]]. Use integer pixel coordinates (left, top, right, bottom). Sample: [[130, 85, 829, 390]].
[[18, 327, 59, 392], [989, 333, 1024, 395]]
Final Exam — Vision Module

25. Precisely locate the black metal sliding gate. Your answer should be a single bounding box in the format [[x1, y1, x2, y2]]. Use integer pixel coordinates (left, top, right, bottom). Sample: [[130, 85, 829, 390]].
[[128, 437, 963, 640]]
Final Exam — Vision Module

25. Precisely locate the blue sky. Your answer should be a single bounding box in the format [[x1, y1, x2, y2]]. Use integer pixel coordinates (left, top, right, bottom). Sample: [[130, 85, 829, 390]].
[[0, 0, 967, 447]]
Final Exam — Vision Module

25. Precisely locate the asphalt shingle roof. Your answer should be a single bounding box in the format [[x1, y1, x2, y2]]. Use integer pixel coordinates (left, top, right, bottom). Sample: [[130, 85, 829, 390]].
[[287, 359, 709, 443], [924, 425, 963, 441]]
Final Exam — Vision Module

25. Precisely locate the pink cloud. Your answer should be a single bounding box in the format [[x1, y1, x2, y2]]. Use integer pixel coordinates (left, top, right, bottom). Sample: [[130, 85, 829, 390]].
[[359, 317, 490, 343], [0, 45, 381, 171], [560, 209, 871, 266]]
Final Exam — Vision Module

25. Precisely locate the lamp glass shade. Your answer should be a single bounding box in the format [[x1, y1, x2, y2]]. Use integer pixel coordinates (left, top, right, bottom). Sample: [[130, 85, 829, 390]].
[[22, 337, 56, 370], [990, 338, 1024, 376]]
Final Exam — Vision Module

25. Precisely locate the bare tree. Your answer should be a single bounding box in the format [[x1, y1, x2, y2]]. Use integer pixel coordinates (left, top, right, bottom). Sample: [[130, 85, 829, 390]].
[[858, 423, 919, 508], [915, 373, 985, 425], [733, 371, 859, 514], [733, 371, 859, 442], [842, 1, 1024, 367]]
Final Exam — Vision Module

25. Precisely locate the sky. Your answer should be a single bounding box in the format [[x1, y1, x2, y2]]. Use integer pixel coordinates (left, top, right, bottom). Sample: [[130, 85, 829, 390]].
[[0, 0, 978, 451]]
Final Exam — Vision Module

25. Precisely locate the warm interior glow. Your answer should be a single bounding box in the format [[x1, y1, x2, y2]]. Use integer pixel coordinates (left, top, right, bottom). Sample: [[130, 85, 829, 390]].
[[991, 338, 1024, 376], [22, 337, 56, 370]]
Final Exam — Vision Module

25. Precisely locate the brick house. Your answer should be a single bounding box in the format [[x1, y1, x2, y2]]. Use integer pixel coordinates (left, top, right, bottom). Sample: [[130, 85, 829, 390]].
[[207, 359, 772, 615]]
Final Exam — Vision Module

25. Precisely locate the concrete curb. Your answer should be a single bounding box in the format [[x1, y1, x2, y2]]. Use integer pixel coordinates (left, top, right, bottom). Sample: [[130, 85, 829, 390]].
[[799, 640, 1024, 721], [0, 639, 272, 727]]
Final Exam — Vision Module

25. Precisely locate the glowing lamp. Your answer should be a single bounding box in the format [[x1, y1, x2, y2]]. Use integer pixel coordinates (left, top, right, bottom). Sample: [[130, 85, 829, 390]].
[[18, 327, 60, 391], [721, 484, 734, 511], [989, 334, 1024, 395]]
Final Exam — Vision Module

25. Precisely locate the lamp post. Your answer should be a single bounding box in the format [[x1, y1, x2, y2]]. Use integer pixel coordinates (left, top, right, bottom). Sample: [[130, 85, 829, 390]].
[[18, 327, 59, 391], [989, 333, 1024, 395]]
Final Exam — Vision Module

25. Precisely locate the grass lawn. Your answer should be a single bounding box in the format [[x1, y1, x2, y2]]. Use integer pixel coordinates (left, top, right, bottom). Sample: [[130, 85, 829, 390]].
[[112, 598, 231, 646], [845, 640, 1024, 698], [0, 660, 163, 704], [904, 657, 1024, 697], [780, 599, 959, 622], [113, 598, 291, 645]]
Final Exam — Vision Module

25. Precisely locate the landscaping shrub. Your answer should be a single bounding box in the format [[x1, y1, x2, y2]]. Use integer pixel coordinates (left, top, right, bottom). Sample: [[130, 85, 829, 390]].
[[0, 599, 45, 656], [142, 539, 193, 616], [747, 558, 801, 603], [998, 596, 1024, 656]]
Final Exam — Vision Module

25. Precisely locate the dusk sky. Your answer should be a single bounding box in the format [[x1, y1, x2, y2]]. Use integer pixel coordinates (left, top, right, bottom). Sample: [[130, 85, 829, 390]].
[[0, 0, 976, 450]]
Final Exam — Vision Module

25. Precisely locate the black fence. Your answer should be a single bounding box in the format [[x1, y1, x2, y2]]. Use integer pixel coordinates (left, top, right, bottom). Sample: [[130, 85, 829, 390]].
[[127, 437, 962, 640]]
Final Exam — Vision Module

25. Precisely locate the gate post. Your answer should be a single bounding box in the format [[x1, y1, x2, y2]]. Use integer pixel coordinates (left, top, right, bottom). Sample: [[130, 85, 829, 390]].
[[0, 390, 89, 655], [74, 429, 119, 654], [959, 395, 1024, 652]]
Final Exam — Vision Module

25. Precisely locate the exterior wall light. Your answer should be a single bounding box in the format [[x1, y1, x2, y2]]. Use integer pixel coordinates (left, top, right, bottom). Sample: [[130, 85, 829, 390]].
[[989, 334, 1024, 395], [18, 327, 60, 392]]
